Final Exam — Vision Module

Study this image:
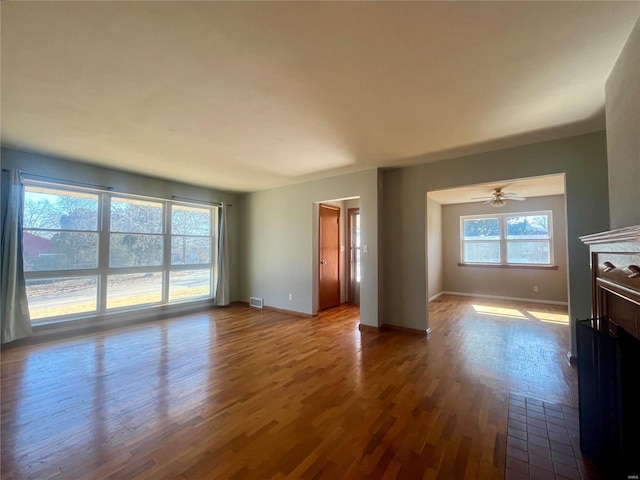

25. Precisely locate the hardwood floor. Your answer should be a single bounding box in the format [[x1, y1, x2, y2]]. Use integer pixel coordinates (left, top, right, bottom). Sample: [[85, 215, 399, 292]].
[[0, 295, 576, 479]]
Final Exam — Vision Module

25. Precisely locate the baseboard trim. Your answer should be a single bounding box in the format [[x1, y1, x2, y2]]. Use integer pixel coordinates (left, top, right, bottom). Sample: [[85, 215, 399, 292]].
[[441, 291, 568, 306], [384, 324, 430, 336], [428, 292, 443, 302], [358, 323, 382, 333], [359, 323, 430, 336], [262, 304, 316, 318]]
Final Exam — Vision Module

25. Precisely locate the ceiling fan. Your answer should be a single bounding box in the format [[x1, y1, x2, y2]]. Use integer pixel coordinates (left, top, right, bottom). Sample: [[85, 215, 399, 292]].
[[471, 188, 526, 208]]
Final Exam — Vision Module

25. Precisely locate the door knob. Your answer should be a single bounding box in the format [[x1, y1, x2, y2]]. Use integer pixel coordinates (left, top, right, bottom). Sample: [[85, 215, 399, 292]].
[[320, 260, 327, 264]]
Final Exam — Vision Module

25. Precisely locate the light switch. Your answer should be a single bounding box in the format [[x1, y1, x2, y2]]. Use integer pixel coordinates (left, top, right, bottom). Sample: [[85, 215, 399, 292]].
[[363, 244, 368, 253]]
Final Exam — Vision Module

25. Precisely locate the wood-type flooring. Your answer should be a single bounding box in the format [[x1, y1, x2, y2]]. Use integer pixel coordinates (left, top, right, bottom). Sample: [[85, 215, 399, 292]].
[[1, 295, 578, 479]]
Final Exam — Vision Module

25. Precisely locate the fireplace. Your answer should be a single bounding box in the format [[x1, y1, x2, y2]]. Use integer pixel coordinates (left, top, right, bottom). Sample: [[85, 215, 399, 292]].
[[579, 226, 640, 478]]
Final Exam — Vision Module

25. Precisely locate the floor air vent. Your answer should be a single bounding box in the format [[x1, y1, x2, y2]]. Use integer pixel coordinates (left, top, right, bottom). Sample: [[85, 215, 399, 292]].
[[249, 297, 264, 309]]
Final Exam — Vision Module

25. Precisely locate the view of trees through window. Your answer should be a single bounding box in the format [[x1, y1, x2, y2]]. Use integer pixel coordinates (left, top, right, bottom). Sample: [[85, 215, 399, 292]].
[[23, 188, 99, 271], [461, 213, 552, 265], [110, 198, 164, 268], [23, 184, 218, 323]]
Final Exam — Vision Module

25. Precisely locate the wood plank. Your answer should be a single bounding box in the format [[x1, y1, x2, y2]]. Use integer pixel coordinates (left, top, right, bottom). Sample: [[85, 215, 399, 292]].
[[1, 295, 576, 479]]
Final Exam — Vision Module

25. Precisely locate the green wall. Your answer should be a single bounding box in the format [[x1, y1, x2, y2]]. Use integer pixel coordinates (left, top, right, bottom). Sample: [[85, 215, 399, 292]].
[[606, 15, 640, 229], [238, 168, 382, 327], [3, 130, 612, 357], [383, 131, 609, 355]]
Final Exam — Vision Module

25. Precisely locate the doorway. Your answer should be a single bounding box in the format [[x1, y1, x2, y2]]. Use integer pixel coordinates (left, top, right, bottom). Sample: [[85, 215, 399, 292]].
[[348, 208, 360, 305], [319, 203, 340, 310]]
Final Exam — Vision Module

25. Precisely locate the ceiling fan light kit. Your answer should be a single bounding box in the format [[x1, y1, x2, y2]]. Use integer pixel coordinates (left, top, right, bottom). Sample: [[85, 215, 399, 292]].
[[489, 197, 506, 208], [471, 188, 527, 208]]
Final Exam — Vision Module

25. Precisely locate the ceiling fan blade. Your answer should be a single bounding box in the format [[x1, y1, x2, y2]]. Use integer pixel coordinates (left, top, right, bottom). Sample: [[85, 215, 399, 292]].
[[482, 199, 493, 204], [508, 196, 526, 201], [470, 196, 494, 200]]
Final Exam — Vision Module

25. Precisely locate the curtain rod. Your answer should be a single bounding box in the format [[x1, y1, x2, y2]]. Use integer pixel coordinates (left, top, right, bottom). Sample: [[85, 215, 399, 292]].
[[20, 172, 114, 191], [172, 195, 227, 207], [5, 169, 230, 206]]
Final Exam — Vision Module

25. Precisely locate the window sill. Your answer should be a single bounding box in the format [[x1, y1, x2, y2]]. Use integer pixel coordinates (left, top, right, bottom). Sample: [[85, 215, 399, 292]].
[[457, 263, 559, 270]]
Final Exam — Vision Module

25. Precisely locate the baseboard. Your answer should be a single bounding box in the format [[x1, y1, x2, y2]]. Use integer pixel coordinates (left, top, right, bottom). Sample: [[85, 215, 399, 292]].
[[359, 323, 430, 336], [358, 323, 382, 333], [262, 304, 316, 318], [441, 291, 568, 306], [428, 292, 444, 302], [384, 324, 430, 336]]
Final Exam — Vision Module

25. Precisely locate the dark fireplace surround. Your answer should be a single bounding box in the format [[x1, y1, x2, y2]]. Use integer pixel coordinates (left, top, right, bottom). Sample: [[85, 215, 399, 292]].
[[579, 226, 640, 479]]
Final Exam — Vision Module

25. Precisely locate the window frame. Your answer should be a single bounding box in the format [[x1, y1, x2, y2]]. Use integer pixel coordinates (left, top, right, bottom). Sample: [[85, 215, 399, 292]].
[[22, 180, 219, 325], [460, 211, 554, 267]]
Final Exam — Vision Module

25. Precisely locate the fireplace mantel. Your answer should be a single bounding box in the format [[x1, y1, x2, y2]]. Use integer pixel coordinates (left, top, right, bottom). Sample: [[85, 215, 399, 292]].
[[578, 225, 640, 477], [580, 225, 640, 340], [580, 224, 640, 246]]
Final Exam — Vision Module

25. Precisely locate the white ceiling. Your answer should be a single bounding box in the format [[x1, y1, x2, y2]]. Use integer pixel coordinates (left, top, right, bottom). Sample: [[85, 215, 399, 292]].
[[2, 2, 639, 193], [427, 174, 565, 205]]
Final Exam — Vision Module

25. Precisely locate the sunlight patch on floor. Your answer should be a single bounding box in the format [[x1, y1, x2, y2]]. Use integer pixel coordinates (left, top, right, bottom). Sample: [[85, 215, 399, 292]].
[[472, 304, 528, 320], [527, 310, 570, 324]]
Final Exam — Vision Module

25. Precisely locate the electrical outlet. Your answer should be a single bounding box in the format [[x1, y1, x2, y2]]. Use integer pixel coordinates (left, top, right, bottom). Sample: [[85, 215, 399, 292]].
[[289, 293, 293, 301], [533, 286, 539, 293]]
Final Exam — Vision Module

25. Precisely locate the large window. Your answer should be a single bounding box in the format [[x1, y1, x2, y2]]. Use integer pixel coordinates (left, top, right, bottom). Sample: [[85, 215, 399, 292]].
[[170, 205, 214, 302], [22, 182, 219, 324], [461, 212, 553, 266]]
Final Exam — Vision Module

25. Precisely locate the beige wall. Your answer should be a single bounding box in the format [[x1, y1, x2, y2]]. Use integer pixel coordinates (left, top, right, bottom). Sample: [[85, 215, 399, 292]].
[[441, 195, 568, 303], [606, 15, 640, 230], [426, 196, 443, 300]]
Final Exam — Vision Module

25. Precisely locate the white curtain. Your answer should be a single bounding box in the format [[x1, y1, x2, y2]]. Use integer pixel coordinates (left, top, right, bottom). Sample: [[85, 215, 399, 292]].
[[214, 203, 229, 306], [1, 169, 32, 343]]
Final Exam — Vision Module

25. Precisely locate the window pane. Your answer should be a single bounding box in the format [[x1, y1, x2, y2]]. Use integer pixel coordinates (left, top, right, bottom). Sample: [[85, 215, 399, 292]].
[[110, 198, 163, 233], [507, 241, 550, 264], [171, 237, 211, 265], [26, 276, 98, 322], [24, 187, 98, 231], [169, 269, 211, 302], [463, 242, 500, 263], [506, 215, 549, 239], [23, 231, 98, 271], [107, 273, 163, 309], [110, 234, 163, 267], [172, 205, 211, 236], [463, 218, 500, 240]]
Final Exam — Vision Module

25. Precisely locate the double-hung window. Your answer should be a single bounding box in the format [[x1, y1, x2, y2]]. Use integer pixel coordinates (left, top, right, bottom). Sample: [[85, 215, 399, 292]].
[[22, 181, 220, 325], [461, 211, 553, 266]]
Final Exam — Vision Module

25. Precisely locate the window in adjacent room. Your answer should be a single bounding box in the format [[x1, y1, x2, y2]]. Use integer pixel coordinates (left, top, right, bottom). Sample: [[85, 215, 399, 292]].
[[460, 211, 553, 266]]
